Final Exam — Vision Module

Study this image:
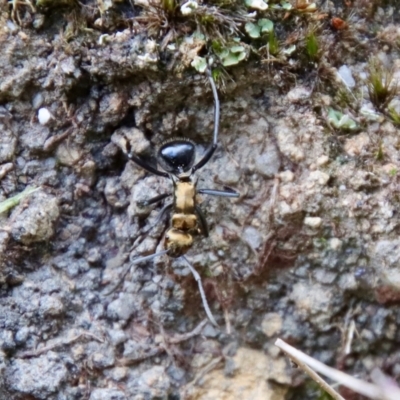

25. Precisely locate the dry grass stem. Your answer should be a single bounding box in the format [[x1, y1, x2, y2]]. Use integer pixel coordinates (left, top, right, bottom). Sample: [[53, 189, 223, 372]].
[[275, 338, 400, 400], [275, 339, 345, 400], [19, 332, 104, 359]]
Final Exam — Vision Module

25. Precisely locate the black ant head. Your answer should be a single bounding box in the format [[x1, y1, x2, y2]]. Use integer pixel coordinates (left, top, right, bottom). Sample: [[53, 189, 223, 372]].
[[157, 138, 196, 175]]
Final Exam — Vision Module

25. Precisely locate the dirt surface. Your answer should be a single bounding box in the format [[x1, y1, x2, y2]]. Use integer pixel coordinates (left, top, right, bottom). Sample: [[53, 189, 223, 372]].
[[1, 0, 400, 399]]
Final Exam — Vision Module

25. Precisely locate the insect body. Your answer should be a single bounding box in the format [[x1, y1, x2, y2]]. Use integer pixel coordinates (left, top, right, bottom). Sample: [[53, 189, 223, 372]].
[[116, 70, 239, 325], [166, 176, 198, 257]]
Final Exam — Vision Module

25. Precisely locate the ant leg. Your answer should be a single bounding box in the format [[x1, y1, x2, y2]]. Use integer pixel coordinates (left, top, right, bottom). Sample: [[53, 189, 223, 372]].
[[103, 249, 169, 295], [195, 206, 209, 237], [192, 69, 220, 173], [182, 256, 218, 327], [104, 205, 171, 296], [198, 188, 239, 198], [127, 152, 168, 178], [138, 193, 171, 207], [129, 249, 169, 263], [139, 203, 172, 236]]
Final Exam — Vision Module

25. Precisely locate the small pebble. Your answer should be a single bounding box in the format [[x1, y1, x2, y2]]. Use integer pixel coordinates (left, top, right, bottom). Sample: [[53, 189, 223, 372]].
[[279, 170, 294, 182], [304, 217, 322, 228], [337, 65, 356, 88], [38, 108, 53, 125], [316, 155, 329, 166], [329, 238, 342, 251]]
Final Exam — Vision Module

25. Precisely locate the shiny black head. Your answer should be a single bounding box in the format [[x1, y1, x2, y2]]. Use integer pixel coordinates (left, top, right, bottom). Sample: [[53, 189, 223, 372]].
[[157, 139, 196, 175]]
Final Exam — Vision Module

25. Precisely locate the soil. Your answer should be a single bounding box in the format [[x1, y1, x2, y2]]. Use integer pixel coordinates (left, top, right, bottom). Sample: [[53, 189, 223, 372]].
[[1, 0, 400, 399]]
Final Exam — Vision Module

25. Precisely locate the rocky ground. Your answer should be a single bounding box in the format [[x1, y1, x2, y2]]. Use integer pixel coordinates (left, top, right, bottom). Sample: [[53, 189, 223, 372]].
[[0, 0, 400, 399]]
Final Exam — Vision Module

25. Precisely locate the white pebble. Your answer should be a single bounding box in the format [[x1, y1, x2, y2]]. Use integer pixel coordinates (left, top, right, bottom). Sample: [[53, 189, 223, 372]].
[[338, 65, 356, 88], [304, 217, 322, 228], [329, 238, 342, 251], [180, 0, 198, 15], [279, 170, 294, 182], [309, 170, 330, 185], [38, 108, 52, 125], [316, 155, 329, 166], [246, 0, 268, 10]]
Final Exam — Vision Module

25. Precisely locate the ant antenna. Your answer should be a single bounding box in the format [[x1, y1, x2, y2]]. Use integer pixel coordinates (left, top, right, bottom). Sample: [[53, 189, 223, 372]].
[[206, 68, 220, 146], [182, 256, 218, 327], [129, 249, 169, 263]]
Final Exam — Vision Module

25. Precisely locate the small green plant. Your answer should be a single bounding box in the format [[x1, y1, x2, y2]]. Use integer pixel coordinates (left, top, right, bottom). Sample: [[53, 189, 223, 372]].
[[367, 59, 398, 110], [204, 267, 213, 278], [211, 68, 222, 82], [191, 56, 207, 72], [375, 141, 384, 161], [214, 43, 247, 66], [162, 0, 177, 14], [305, 32, 319, 61], [0, 187, 39, 214], [336, 88, 353, 109], [389, 168, 398, 177], [327, 108, 357, 131], [268, 30, 279, 56], [388, 106, 400, 126], [245, 18, 273, 39]]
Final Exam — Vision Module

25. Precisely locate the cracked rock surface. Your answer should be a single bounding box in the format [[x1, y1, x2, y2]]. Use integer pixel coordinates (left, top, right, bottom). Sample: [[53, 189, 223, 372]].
[[1, 1, 400, 399]]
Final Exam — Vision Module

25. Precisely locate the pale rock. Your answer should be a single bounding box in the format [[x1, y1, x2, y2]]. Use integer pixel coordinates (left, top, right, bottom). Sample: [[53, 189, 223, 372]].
[[309, 170, 330, 185], [344, 132, 370, 156], [316, 155, 329, 166], [38, 108, 53, 125], [329, 238, 342, 251], [304, 216, 322, 228], [261, 313, 282, 337], [279, 170, 294, 182], [184, 347, 288, 399]]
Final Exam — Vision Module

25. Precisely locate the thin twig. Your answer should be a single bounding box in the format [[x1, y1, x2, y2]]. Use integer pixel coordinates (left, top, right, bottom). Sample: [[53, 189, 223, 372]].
[[0, 163, 13, 181], [167, 319, 207, 344], [185, 356, 223, 391], [43, 129, 72, 152], [19, 332, 104, 359], [268, 177, 279, 223], [223, 308, 231, 335], [119, 320, 207, 365], [344, 319, 355, 356], [119, 346, 165, 365]]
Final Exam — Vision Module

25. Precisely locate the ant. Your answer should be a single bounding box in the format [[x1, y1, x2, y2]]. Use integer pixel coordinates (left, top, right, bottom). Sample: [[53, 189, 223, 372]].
[[109, 69, 239, 326]]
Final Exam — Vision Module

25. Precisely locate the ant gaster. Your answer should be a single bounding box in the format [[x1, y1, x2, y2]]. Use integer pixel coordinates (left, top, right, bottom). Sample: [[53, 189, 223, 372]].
[[114, 70, 239, 325]]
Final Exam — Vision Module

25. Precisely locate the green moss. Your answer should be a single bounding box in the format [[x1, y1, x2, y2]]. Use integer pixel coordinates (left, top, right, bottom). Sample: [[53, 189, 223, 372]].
[[199, 14, 216, 25], [203, 267, 213, 278], [211, 40, 224, 53], [211, 68, 222, 81], [36, 0, 75, 6], [388, 106, 400, 126], [367, 59, 397, 111], [161, 0, 177, 14], [305, 32, 319, 61], [268, 30, 279, 56], [375, 141, 384, 161], [335, 88, 353, 109]]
